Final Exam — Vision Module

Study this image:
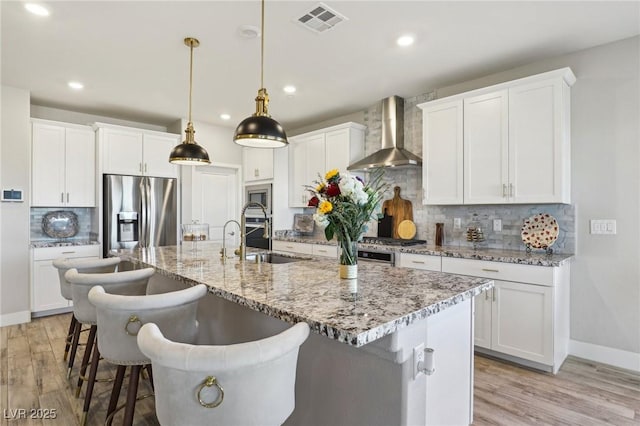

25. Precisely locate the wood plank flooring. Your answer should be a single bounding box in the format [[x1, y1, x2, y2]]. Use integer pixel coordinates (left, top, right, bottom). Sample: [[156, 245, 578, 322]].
[[1, 313, 639, 425]]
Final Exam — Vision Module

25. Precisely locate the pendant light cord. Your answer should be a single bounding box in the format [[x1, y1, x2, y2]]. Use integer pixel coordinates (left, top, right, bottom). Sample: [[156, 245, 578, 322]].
[[260, 0, 265, 89], [188, 41, 194, 123]]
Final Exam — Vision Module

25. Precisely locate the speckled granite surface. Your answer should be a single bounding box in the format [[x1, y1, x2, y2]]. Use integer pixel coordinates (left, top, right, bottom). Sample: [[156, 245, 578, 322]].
[[114, 245, 493, 347], [274, 236, 573, 267], [31, 240, 100, 248]]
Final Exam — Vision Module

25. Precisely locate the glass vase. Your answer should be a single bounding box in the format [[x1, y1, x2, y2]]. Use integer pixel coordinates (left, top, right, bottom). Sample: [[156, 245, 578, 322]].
[[338, 240, 358, 279]]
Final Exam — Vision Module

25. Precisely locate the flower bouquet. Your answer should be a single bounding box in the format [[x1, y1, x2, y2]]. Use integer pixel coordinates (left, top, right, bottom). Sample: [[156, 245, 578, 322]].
[[307, 169, 386, 278]]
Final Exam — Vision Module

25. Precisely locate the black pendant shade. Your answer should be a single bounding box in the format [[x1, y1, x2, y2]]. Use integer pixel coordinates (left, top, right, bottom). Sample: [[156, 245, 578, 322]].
[[234, 114, 288, 148]]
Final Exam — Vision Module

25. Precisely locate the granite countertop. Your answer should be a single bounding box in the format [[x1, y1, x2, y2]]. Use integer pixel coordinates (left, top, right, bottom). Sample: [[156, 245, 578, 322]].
[[114, 245, 493, 347], [274, 235, 573, 267], [31, 240, 100, 248]]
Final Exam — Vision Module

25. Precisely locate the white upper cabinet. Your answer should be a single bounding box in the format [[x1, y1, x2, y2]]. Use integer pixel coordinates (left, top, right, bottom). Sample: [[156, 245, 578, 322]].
[[418, 67, 575, 205], [420, 99, 464, 204], [288, 123, 365, 208], [243, 147, 274, 182], [98, 123, 179, 178], [31, 120, 96, 207]]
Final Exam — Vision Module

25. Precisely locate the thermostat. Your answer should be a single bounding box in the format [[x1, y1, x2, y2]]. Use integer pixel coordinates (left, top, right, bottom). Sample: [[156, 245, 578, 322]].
[[1, 189, 24, 202]]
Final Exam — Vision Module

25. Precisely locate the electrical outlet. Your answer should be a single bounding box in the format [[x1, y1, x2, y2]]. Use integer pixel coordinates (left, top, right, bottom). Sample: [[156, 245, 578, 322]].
[[590, 219, 617, 235], [453, 218, 461, 230], [413, 343, 425, 379], [493, 219, 502, 232]]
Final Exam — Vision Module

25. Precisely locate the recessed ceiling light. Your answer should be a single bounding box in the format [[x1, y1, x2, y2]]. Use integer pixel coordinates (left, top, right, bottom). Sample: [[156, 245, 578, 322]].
[[68, 81, 84, 90], [396, 35, 415, 47], [220, 114, 231, 120], [283, 85, 297, 94], [25, 3, 50, 16]]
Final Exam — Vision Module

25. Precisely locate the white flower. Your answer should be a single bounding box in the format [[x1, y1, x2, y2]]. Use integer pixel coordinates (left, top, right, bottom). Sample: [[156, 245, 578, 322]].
[[313, 212, 329, 228], [338, 173, 356, 196]]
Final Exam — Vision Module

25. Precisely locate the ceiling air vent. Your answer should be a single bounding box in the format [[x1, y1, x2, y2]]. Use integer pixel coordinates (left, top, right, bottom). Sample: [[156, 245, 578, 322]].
[[296, 3, 347, 34]]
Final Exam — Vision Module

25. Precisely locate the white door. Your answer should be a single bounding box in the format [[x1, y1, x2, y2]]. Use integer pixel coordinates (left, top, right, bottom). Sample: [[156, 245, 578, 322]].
[[65, 127, 96, 207], [289, 140, 307, 207], [192, 166, 240, 245], [32, 122, 66, 207], [102, 127, 144, 175], [143, 133, 179, 178], [473, 290, 493, 349], [463, 90, 509, 204], [491, 280, 553, 364], [32, 260, 69, 312], [421, 100, 464, 204]]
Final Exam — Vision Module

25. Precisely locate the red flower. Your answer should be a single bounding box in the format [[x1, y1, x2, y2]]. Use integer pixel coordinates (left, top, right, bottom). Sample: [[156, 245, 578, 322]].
[[308, 196, 319, 207], [326, 183, 341, 197]]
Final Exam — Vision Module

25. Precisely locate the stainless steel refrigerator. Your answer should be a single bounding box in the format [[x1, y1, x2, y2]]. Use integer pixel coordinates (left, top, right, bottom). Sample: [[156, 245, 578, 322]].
[[103, 174, 177, 257]]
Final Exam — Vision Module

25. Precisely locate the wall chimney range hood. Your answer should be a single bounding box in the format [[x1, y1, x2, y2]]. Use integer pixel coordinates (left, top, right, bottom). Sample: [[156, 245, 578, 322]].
[[348, 95, 422, 171]]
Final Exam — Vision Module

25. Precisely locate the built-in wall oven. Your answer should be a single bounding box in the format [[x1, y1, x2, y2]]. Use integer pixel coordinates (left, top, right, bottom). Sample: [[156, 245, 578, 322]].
[[245, 183, 271, 215], [245, 216, 271, 250]]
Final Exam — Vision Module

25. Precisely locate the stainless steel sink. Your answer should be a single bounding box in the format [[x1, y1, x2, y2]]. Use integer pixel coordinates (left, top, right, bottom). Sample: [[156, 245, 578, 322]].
[[245, 252, 309, 264]]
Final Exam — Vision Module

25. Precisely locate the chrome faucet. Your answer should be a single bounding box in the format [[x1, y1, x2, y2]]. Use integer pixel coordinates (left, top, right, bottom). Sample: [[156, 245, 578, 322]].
[[220, 219, 241, 260], [239, 202, 270, 261]]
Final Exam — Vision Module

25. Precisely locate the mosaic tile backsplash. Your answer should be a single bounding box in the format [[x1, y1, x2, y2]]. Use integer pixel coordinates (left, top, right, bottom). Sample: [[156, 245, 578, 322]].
[[31, 207, 97, 242]]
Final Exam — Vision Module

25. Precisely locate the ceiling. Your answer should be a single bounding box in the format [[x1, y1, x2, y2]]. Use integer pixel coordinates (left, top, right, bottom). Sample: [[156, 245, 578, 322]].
[[2, 1, 639, 131]]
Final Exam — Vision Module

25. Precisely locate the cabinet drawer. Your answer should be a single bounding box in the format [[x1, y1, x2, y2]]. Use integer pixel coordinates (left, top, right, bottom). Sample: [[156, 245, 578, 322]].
[[312, 244, 338, 258], [33, 245, 100, 261], [272, 241, 313, 255], [398, 253, 441, 271], [442, 257, 553, 286]]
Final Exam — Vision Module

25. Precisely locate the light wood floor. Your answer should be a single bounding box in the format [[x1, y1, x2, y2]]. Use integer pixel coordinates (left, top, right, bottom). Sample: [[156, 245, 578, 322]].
[[1, 313, 639, 426]]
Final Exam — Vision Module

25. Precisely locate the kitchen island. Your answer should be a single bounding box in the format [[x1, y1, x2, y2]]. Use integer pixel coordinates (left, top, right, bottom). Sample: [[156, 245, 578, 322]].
[[115, 244, 493, 426]]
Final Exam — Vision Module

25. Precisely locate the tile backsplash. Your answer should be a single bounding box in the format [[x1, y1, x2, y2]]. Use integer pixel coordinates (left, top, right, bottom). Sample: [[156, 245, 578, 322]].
[[30, 207, 97, 242]]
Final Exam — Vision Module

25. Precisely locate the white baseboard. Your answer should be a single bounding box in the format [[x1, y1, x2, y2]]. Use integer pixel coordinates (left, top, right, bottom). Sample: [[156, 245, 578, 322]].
[[570, 339, 640, 373], [0, 310, 31, 327]]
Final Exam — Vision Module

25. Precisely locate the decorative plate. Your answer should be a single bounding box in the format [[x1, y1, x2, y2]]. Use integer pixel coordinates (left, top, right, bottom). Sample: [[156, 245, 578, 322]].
[[42, 210, 79, 238], [293, 214, 315, 234], [521, 213, 559, 249]]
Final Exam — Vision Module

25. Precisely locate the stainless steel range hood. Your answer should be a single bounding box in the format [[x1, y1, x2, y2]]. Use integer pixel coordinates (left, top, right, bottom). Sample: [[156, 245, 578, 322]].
[[348, 96, 422, 171]]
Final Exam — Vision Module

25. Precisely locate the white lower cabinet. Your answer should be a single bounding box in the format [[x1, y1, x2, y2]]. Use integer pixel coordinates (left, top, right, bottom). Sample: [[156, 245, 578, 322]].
[[272, 240, 337, 258], [31, 245, 100, 316], [442, 257, 569, 373]]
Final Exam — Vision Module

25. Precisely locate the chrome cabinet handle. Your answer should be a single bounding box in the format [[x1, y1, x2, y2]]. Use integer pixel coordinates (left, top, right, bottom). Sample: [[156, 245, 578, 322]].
[[482, 268, 499, 273], [67, 193, 69, 203], [485, 290, 489, 301], [254, 168, 259, 177], [139, 163, 143, 173], [317, 249, 327, 253], [144, 163, 148, 173], [411, 260, 426, 264], [493, 288, 496, 302], [61, 251, 75, 254], [509, 183, 514, 197], [502, 184, 507, 197], [61, 192, 64, 203]]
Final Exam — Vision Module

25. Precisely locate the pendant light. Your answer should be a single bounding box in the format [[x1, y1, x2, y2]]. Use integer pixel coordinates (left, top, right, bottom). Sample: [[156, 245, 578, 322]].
[[233, 0, 288, 148], [169, 37, 211, 165]]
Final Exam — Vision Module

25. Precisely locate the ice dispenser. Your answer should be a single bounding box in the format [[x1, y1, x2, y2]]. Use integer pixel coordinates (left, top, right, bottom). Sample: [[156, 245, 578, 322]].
[[117, 212, 138, 242]]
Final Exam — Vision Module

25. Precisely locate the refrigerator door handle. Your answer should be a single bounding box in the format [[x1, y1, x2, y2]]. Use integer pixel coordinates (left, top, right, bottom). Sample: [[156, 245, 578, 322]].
[[139, 177, 147, 248], [145, 177, 152, 247]]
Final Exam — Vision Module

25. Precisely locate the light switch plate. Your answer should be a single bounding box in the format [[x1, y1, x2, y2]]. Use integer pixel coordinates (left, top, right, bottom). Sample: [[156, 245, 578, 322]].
[[453, 218, 461, 230], [493, 219, 502, 232], [590, 219, 616, 235]]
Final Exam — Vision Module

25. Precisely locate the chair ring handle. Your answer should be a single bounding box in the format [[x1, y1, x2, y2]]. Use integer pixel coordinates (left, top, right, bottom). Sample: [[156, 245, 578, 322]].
[[197, 376, 224, 408], [124, 315, 142, 336]]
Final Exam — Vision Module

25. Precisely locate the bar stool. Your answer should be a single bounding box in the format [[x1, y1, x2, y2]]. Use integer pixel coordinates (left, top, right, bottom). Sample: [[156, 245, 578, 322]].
[[65, 267, 155, 426], [52, 256, 122, 378], [137, 321, 310, 426], [88, 283, 208, 426]]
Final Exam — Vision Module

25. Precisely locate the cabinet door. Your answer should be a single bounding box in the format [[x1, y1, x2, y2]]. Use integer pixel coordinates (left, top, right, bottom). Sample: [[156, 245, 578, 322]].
[[421, 100, 464, 204], [509, 79, 568, 203], [244, 147, 274, 182], [324, 128, 350, 173], [143, 133, 179, 178], [491, 280, 553, 365], [102, 128, 144, 175], [473, 290, 493, 349], [32, 123, 66, 206], [463, 90, 509, 204], [32, 259, 70, 313], [289, 140, 308, 207], [305, 134, 326, 197], [65, 127, 96, 207]]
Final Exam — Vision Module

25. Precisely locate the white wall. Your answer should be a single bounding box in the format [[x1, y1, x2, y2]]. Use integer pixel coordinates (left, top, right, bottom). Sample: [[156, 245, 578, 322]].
[[435, 36, 640, 359], [31, 105, 167, 132], [0, 86, 31, 325]]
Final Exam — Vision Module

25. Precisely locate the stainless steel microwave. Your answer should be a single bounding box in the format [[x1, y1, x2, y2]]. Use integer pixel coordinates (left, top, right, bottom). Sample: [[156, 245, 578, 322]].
[[245, 183, 271, 214]]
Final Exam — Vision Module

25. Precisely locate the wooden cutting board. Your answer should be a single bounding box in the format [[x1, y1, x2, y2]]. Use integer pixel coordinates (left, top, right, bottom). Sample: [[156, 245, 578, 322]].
[[382, 186, 413, 239]]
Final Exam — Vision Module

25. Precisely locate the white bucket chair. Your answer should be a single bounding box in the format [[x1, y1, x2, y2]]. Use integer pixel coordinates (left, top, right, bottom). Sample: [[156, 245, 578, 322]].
[[65, 267, 154, 426], [137, 321, 310, 426], [52, 256, 122, 377], [88, 283, 208, 426]]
